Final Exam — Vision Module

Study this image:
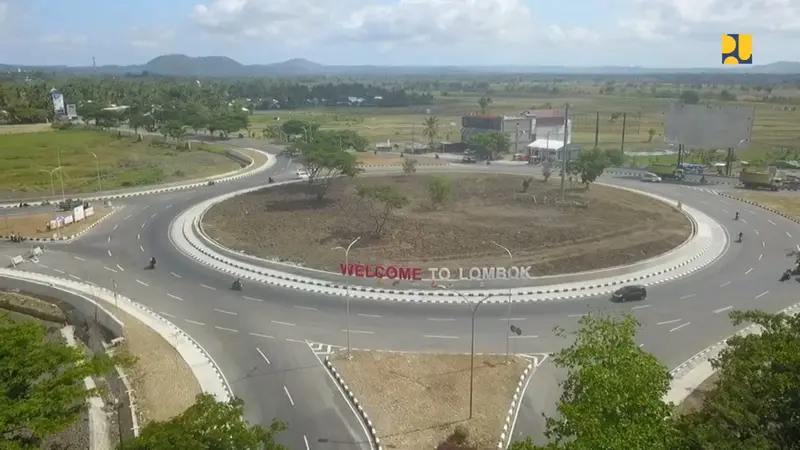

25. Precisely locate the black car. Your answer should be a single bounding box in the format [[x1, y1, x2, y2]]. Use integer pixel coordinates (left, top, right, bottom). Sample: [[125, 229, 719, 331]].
[[611, 285, 647, 302]]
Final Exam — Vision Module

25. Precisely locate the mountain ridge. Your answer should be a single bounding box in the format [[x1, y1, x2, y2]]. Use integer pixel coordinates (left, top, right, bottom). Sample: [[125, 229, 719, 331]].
[[2, 54, 798, 77]]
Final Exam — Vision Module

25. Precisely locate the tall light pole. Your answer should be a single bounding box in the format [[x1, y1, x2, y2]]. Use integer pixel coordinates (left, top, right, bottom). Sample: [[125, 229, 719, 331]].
[[332, 236, 361, 360], [39, 168, 61, 198], [91, 152, 102, 192], [438, 285, 494, 419], [56, 149, 65, 200], [490, 241, 514, 360]]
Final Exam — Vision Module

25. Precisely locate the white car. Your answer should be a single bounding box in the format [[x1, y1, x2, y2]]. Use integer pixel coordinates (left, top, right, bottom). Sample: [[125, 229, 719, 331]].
[[296, 169, 309, 180], [641, 173, 662, 183]]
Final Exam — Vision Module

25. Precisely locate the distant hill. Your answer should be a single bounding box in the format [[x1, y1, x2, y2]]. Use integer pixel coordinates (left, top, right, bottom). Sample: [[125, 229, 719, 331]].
[[1, 54, 798, 77]]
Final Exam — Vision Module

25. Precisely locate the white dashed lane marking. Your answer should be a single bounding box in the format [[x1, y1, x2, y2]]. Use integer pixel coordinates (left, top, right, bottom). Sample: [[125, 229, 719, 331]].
[[214, 326, 238, 333], [657, 319, 682, 325], [720, 281, 731, 287], [271, 320, 295, 326], [424, 335, 458, 339], [185, 319, 205, 326], [768, 219, 777, 225], [755, 291, 769, 299], [714, 306, 733, 314], [170, 272, 182, 278], [136, 279, 148, 287], [669, 322, 691, 333], [257, 348, 271, 364], [214, 308, 238, 316], [344, 329, 374, 334], [201, 284, 216, 291], [358, 313, 382, 318], [73, 256, 85, 261], [167, 293, 184, 301]]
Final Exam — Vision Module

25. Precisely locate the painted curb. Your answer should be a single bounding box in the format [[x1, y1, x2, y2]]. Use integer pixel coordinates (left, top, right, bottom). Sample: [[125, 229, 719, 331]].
[[497, 362, 534, 449], [323, 356, 383, 450], [1, 206, 121, 242], [0, 148, 274, 208], [604, 169, 738, 186], [359, 162, 451, 169], [0, 268, 233, 403]]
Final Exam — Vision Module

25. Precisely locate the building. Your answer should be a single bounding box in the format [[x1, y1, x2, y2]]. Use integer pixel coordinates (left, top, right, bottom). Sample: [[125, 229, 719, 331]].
[[460, 114, 534, 153], [522, 109, 574, 162]]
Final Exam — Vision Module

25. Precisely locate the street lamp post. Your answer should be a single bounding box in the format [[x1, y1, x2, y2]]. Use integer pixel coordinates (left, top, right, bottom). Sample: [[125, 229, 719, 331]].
[[56, 149, 65, 201], [38, 168, 61, 198], [489, 241, 514, 360], [438, 285, 494, 419], [91, 152, 102, 192], [332, 236, 361, 360]]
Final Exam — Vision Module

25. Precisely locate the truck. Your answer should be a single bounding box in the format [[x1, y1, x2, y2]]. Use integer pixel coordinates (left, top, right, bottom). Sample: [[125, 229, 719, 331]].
[[58, 198, 84, 211], [740, 170, 781, 191], [647, 164, 685, 181]]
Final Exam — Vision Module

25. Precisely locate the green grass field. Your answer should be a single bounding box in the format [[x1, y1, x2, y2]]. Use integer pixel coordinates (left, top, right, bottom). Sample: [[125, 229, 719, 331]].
[[0, 129, 242, 199], [248, 90, 800, 164]]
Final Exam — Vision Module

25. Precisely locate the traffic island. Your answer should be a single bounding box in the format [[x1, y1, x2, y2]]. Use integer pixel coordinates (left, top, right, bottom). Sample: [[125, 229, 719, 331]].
[[325, 350, 532, 450]]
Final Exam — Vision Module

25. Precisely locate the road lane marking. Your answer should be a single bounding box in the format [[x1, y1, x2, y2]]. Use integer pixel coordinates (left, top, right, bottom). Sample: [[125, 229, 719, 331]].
[[135, 279, 148, 286], [214, 308, 237, 316], [304, 435, 310, 450], [797, 244, 800, 252], [754, 229, 760, 235], [500, 317, 527, 321], [762, 241, 766, 247], [242, 296, 264, 302], [107, 236, 111, 243], [73, 256, 85, 261], [116, 264, 124, 272], [257, 348, 271, 364], [285, 338, 305, 344], [167, 294, 184, 301], [358, 313, 382, 318], [427, 317, 456, 321], [249, 332, 274, 339], [139, 245, 144, 252], [424, 335, 458, 339], [103, 266, 117, 273], [137, 234, 140, 240], [741, 218, 748, 224], [150, 213, 157, 219], [170, 272, 181, 278], [657, 319, 682, 325], [747, 210, 756, 215], [283, 386, 295, 406], [140, 223, 146, 229], [185, 319, 205, 326], [788, 231, 793, 238], [567, 314, 586, 318], [720, 281, 731, 287], [344, 329, 374, 334], [768, 219, 777, 225], [200, 284, 216, 291], [53, 269, 65, 274], [112, 224, 118, 231], [271, 320, 295, 326], [759, 253, 763, 261], [124, 214, 132, 220], [679, 294, 696, 300], [720, 200, 730, 205], [631, 304, 651, 310], [745, 268, 753, 275], [69, 274, 81, 280], [721, 209, 729, 214], [509, 335, 538, 339], [214, 326, 238, 333], [669, 322, 691, 333], [159, 311, 176, 318], [107, 250, 112, 256], [166, 204, 172, 209], [142, 205, 150, 210], [755, 291, 769, 299], [714, 306, 733, 314], [294, 305, 318, 311]]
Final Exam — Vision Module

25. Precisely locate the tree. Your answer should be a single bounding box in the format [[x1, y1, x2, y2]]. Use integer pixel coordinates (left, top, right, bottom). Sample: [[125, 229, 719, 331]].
[[402, 157, 417, 175], [422, 116, 439, 150], [297, 139, 362, 200], [262, 124, 283, 140], [603, 149, 625, 167], [355, 184, 409, 237], [478, 97, 492, 114], [427, 175, 452, 208], [526, 313, 680, 450], [647, 128, 656, 142], [281, 119, 318, 142], [123, 393, 286, 450], [316, 129, 368, 152], [182, 103, 210, 133], [467, 131, 510, 160], [676, 309, 800, 449], [0, 314, 119, 448], [574, 148, 608, 186], [679, 90, 700, 105]]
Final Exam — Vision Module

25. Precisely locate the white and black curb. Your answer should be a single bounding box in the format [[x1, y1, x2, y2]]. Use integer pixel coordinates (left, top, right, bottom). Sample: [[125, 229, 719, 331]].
[[359, 162, 450, 169], [0, 268, 233, 403], [1, 206, 121, 242], [497, 361, 534, 449], [324, 357, 383, 450], [604, 169, 738, 186], [0, 149, 275, 209]]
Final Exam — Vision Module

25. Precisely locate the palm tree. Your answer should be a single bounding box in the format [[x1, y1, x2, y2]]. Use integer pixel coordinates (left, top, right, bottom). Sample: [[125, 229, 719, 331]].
[[478, 97, 492, 114], [422, 116, 439, 150]]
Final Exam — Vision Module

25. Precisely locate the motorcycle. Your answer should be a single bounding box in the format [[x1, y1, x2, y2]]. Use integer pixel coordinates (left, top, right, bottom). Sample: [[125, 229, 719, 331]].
[[780, 270, 792, 282], [231, 279, 243, 291], [268, 177, 274, 184], [148, 258, 156, 270], [737, 232, 743, 243], [734, 212, 739, 220]]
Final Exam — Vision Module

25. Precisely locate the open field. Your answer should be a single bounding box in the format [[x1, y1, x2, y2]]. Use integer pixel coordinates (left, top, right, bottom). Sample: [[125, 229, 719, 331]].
[[328, 350, 529, 450], [0, 123, 54, 135], [0, 204, 110, 237], [732, 191, 800, 221], [204, 173, 690, 276], [0, 129, 242, 199], [250, 92, 800, 162]]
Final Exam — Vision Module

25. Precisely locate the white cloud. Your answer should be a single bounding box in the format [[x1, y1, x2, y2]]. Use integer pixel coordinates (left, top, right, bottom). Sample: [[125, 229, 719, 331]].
[[544, 25, 601, 45], [129, 27, 176, 48], [621, 0, 800, 41], [39, 34, 87, 46], [0, 2, 8, 23], [191, 0, 535, 46]]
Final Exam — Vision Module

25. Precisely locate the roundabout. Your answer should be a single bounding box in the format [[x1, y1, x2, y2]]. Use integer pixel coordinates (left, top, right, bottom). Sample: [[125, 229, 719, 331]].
[[6, 149, 800, 449]]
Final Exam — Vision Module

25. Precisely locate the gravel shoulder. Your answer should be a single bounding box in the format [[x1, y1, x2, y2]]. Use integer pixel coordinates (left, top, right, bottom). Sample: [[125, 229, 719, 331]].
[[329, 350, 530, 450]]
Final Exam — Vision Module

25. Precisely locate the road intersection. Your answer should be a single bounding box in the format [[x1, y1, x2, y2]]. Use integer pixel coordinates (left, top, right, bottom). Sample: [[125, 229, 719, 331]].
[[4, 151, 799, 449]]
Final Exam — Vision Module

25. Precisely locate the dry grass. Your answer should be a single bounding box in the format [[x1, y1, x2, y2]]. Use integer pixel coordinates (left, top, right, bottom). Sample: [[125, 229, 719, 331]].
[[0, 292, 66, 321], [329, 350, 530, 450], [0, 205, 110, 237], [0, 124, 54, 135], [357, 153, 407, 166], [734, 191, 800, 220], [674, 372, 719, 415]]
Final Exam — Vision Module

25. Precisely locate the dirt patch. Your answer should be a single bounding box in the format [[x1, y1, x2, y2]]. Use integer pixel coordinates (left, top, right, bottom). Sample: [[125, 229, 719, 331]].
[[674, 371, 719, 415], [0, 205, 110, 237], [357, 153, 442, 166], [0, 292, 66, 322], [204, 173, 690, 276], [0, 123, 54, 135], [734, 191, 800, 220], [329, 351, 529, 450]]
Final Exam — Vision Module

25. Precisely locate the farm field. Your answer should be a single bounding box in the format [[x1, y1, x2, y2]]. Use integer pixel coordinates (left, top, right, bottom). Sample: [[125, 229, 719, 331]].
[[249, 91, 800, 163], [0, 128, 242, 199]]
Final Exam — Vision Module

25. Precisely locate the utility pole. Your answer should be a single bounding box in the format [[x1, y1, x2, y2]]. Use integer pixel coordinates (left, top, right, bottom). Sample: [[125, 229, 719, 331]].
[[560, 103, 570, 201], [620, 113, 627, 154], [514, 122, 520, 154], [56, 148, 65, 200], [593, 111, 600, 148], [411, 124, 415, 153]]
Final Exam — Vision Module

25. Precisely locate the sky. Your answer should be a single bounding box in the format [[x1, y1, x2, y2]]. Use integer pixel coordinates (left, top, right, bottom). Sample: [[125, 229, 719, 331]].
[[0, 0, 798, 67]]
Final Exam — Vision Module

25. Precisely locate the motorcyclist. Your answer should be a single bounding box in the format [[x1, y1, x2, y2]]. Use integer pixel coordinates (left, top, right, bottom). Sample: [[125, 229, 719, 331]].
[[782, 269, 792, 281], [149, 257, 156, 268], [738, 232, 743, 242], [232, 278, 242, 290], [268, 176, 274, 183], [735, 211, 739, 220]]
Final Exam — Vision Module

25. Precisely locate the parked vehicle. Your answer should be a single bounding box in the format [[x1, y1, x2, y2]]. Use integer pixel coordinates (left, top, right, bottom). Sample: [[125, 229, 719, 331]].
[[296, 169, 310, 180], [647, 164, 684, 181], [611, 285, 647, 302]]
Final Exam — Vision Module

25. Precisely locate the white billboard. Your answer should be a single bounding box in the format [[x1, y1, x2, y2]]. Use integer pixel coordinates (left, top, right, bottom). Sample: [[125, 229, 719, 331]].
[[66, 104, 77, 118], [51, 91, 66, 115]]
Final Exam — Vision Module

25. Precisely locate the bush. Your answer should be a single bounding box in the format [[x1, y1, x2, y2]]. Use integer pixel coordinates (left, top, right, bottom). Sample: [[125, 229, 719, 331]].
[[451, 425, 469, 444], [428, 175, 452, 208], [402, 158, 418, 175]]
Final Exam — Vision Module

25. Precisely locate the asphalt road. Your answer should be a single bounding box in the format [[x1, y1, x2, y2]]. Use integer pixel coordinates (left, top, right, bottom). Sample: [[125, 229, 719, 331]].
[[8, 156, 800, 449]]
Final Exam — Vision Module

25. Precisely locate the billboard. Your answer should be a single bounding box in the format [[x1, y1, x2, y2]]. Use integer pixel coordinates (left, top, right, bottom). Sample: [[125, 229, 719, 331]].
[[665, 103, 755, 149], [462, 115, 502, 130], [66, 104, 77, 118], [51, 90, 66, 116]]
